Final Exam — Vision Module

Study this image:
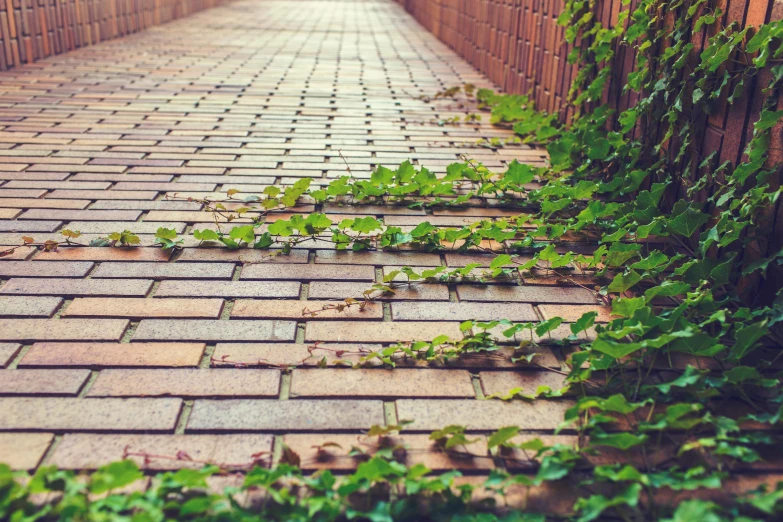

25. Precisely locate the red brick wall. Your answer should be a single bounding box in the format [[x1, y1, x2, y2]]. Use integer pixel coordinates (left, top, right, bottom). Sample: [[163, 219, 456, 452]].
[[0, 0, 226, 70]]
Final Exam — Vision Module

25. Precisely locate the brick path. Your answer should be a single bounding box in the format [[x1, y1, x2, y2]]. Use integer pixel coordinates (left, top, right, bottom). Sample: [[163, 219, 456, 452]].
[[0, 0, 601, 479]]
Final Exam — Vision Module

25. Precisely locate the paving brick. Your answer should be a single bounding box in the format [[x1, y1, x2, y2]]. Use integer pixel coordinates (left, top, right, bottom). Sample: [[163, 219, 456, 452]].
[[315, 251, 442, 266], [0, 343, 22, 367], [133, 319, 297, 341], [0, 319, 129, 341], [232, 300, 383, 320], [87, 369, 280, 397], [177, 248, 309, 263], [290, 369, 475, 398], [211, 343, 383, 367], [240, 264, 375, 281], [0, 261, 93, 278], [64, 298, 224, 319], [308, 282, 449, 300], [305, 321, 463, 342], [0, 397, 182, 431], [0, 278, 153, 297], [49, 434, 275, 470], [0, 369, 91, 395], [0, 433, 54, 469], [395, 399, 575, 431], [35, 248, 172, 262], [391, 302, 538, 321], [0, 296, 63, 317], [18, 209, 142, 221], [155, 280, 300, 298], [538, 304, 613, 323], [63, 221, 186, 234], [284, 433, 491, 471], [479, 371, 569, 397], [91, 262, 234, 279], [456, 285, 597, 304], [188, 399, 384, 431], [21, 342, 205, 368], [0, 220, 63, 232], [0, 199, 91, 209]]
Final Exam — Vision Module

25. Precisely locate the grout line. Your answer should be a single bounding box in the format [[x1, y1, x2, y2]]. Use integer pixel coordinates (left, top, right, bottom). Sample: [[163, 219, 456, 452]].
[[299, 282, 309, 300], [294, 322, 305, 343], [51, 298, 72, 319], [147, 280, 161, 298], [77, 370, 100, 398], [175, 400, 194, 434], [199, 344, 216, 368], [120, 321, 138, 343], [383, 401, 398, 426], [6, 344, 31, 369], [38, 434, 63, 467], [471, 374, 485, 399], [219, 300, 235, 320], [278, 371, 291, 400]]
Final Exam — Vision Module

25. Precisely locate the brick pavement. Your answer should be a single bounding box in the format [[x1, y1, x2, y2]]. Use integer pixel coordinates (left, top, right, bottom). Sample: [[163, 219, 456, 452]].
[[0, 0, 604, 475]]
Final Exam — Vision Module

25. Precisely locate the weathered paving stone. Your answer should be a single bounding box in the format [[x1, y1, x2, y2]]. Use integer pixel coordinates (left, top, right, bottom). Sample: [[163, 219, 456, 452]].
[[395, 399, 575, 431], [211, 343, 383, 367], [154, 280, 301, 298], [0, 261, 94, 278], [35, 248, 172, 262], [0, 319, 129, 341], [20, 342, 206, 368], [0, 433, 54, 469], [0, 343, 22, 367], [305, 321, 463, 342], [232, 300, 383, 320], [0, 398, 183, 431], [391, 301, 538, 321], [0, 296, 63, 317], [64, 298, 225, 319], [0, 278, 153, 297], [240, 264, 375, 281], [0, 220, 62, 232], [187, 399, 385, 431], [308, 282, 449, 300], [0, 369, 91, 395], [178, 249, 309, 263], [91, 262, 235, 279], [87, 369, 281, 397], [290, 369, 476, 398], [315, 251, 442, 266], [456, 285, 597, 304], [133, 320, 297, 341], [48, 434, 275, 470]]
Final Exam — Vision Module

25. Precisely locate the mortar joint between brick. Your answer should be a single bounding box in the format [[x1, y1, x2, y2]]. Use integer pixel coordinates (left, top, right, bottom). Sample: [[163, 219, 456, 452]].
[[174, 400, 194, 435], [471, 374, 485, 399], [294, 322, 306, 343], [383, 401, 398, 427], [219, 300, 235, 320], [120, 321, 139, 343], [51, 298, 73, 319], [278, 372, 291, 400], [38, 434, 63, 469], [6, 344, 32, 369], [147, 280, 161, 298], [77, 370, 100, 398], [231, 264, 242, 281], [199, 344, 217, 368]]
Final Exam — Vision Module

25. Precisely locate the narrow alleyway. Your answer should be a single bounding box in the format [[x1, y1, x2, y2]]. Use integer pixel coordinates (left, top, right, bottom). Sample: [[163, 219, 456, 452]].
[[0, 0, 590, 490]]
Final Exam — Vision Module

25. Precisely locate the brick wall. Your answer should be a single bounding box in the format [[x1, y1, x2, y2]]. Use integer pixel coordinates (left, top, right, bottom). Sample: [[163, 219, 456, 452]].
[[0, 0, 226, 70], [397, 0, 783, 299]]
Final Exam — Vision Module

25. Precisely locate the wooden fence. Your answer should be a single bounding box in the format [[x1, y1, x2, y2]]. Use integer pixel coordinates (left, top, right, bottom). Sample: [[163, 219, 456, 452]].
[[0, 0, 225, 70]]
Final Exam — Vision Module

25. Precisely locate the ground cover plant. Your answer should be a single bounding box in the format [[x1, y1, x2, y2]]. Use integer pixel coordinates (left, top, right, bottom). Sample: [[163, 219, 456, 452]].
[[2, 0, 783, 520]]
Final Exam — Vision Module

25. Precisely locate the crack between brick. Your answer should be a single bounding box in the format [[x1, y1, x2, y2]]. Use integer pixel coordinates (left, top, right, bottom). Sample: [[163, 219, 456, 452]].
[[77, 370, 100, 398], [6, 344, 31, 369], [38, 434, 63, 467]]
